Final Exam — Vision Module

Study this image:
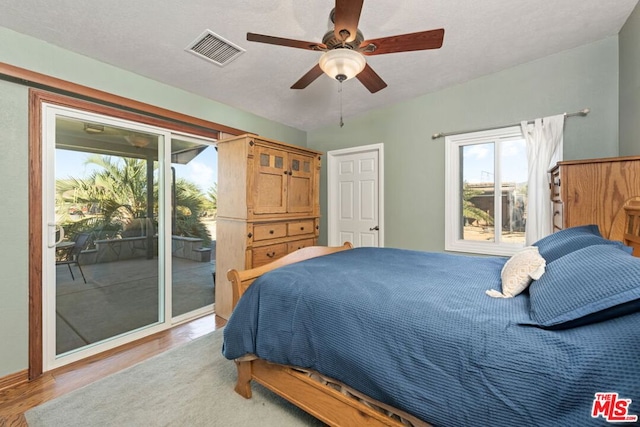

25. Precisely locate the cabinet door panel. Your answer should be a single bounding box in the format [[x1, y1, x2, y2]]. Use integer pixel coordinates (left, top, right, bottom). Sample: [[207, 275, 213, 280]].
[[288, 153, 315, 214], [253, 146, 287, 214]]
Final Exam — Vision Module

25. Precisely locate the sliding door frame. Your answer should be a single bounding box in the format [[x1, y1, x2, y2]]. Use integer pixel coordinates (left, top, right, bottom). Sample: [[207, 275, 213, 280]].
[[28, 81, 242, 379]]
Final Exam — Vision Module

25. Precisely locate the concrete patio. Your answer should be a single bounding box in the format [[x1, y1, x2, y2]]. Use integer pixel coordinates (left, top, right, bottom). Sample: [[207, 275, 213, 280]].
[[55, 254, 215, 355]]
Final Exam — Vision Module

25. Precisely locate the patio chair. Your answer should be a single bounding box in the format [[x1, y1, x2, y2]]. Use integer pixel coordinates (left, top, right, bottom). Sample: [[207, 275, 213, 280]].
[[56, 233, 90, 284]]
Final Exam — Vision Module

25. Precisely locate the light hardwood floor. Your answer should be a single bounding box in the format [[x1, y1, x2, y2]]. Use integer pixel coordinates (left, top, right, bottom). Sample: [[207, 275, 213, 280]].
[[0, 314, 226, 426]]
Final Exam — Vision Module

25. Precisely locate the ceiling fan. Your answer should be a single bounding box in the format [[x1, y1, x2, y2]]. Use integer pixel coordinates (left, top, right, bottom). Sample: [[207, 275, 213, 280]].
[[246, 0, 444, 93]]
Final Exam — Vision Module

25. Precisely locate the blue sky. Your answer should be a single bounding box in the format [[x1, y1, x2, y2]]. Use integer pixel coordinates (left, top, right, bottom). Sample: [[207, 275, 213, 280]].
[[172, 146, 218, 191], [462, 139, 527, 184]]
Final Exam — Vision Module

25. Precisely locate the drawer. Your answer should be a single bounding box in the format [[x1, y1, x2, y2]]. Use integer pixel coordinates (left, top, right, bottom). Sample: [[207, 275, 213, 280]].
[[550, 168, 562, 201], [287, 238, 316, 253], [253, 222, 287, 241], [287, 220, 315, 237], [552, 202, 564, 231], [251, 243, 287, 267]]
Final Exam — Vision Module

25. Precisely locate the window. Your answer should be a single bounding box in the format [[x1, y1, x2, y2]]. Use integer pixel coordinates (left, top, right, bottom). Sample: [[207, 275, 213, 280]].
[[445, 126, 527, 256]]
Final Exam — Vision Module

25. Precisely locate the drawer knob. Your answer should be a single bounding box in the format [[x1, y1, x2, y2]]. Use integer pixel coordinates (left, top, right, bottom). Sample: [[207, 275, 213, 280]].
[[269, 230, 274, 234], [247, 232, 253, 238], [266, 252, 276, 258], [300, 226, 304, 230]]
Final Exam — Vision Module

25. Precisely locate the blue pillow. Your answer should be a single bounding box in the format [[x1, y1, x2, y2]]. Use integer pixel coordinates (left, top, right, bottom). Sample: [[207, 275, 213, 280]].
[[533, 225, 632, 263], [528, 245, 640, 329]]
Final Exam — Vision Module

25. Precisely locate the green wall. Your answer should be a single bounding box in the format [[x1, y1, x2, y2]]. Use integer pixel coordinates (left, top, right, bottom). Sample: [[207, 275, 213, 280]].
[[0, 80, 30, 376], [308, 37, 620, 251], [0, 27, 306, 146], [619, 1, 640, 155], [0, 27, 305, 378], [0, 25, 624, 379]]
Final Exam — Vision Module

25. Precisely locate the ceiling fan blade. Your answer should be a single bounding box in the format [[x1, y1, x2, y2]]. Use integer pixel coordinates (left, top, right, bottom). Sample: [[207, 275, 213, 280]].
[[360, 28, 445, 55], [247, 33, 326, 51], [291, 64, 324, 89], [356, 64, 387, 93], [334, 0, 364, 43]]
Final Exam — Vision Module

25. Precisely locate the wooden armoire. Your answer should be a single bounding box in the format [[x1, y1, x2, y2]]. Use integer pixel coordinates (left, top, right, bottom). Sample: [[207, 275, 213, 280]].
[[549, 155, 640, 241], [215, 134, 322, 318]]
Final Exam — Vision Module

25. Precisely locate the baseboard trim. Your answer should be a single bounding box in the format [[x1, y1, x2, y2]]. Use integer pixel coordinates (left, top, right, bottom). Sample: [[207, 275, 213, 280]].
[[0, 370, 29, 392]]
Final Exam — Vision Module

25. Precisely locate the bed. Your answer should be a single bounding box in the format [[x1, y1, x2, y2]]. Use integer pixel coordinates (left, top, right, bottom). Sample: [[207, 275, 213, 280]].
[[222, 224, 640, 426]]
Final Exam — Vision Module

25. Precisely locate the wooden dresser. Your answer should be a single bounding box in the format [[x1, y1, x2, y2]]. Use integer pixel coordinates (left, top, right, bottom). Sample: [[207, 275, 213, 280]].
[[215, 134, 322, 318], [549, 156, 640, 241]]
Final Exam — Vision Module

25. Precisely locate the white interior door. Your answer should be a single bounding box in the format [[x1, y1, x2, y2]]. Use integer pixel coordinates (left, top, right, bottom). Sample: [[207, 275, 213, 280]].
[[327, 144, 384, 247]]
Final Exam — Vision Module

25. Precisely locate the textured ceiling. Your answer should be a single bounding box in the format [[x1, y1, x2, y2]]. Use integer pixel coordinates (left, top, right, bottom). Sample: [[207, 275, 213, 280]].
[[0, 0, 637, 131]]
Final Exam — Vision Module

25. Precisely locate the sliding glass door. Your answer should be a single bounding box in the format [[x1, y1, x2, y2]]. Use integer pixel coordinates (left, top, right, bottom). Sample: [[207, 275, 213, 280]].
[[170, 136, 217, 320], [42, 104, 216, 369]]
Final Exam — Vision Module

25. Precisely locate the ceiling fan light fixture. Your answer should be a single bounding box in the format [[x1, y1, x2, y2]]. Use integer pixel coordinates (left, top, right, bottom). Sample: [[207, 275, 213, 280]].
[[319, 49, 366, 82]]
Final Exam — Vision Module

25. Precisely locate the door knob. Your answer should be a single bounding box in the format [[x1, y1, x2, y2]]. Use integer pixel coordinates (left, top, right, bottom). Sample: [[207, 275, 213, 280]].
[[369, 226, 379, 231]]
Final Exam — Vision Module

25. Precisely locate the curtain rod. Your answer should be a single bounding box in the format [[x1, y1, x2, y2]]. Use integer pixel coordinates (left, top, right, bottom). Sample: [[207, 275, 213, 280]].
[[431, 108, 590, 140]]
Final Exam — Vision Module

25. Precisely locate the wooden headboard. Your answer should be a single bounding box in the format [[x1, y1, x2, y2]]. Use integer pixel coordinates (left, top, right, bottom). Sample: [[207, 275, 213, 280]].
[[623, 201, 640, 257]]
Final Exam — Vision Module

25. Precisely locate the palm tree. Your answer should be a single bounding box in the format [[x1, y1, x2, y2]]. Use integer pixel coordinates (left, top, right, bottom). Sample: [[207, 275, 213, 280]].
[[204, 183, 218, 217], [173, 178, 211, 245], [56, 155, 150, 242], [56, 154, 212, 245]]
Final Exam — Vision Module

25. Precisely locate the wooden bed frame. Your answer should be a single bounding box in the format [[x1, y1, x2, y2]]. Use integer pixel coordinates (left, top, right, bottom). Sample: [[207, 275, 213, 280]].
[[624, 201, 640, 257], [227, 242, 430, 427], [226, 212, 640, 427]]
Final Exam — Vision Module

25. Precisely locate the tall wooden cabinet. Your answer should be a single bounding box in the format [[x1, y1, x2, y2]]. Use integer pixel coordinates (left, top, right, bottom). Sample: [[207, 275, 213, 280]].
[[215, 134, 322, 318], [549, 156, 640, 241]]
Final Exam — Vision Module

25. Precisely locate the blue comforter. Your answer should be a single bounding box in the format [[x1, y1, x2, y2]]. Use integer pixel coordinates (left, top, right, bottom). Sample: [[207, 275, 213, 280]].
[[223, 247, 640, 427]]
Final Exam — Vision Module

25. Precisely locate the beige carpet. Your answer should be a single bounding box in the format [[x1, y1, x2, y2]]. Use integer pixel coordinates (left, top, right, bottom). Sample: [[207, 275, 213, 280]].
[[25, 330, 324, 426]]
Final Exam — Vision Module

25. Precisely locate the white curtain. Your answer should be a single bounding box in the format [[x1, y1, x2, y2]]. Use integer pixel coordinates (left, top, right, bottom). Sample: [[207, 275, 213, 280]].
[[521, 114, 564, 245]]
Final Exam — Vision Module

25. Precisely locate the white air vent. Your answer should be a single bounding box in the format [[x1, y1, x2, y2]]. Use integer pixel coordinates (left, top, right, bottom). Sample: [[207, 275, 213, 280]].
[[186, 30, 245, 67]]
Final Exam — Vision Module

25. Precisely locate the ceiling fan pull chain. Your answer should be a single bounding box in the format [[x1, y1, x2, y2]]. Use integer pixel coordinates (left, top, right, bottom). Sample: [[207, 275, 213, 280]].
[[339, 82, 344, 128]]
